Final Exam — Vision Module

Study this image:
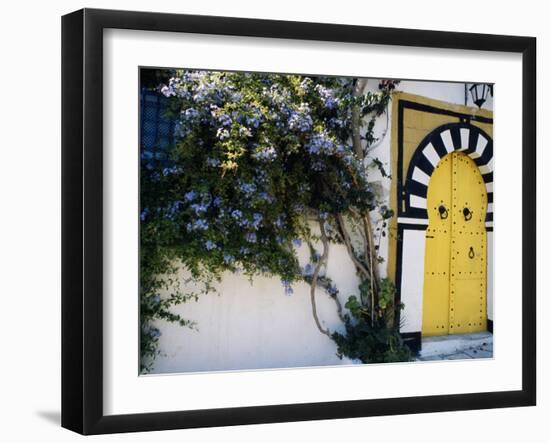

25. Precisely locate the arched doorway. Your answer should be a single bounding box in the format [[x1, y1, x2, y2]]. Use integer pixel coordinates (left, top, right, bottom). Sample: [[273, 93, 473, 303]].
[[390, 109, 494, 349], [422, 151, 488, 336]]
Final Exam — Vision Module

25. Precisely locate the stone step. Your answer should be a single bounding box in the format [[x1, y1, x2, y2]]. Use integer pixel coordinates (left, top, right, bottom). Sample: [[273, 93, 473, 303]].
[[419, 332, 493, 358]]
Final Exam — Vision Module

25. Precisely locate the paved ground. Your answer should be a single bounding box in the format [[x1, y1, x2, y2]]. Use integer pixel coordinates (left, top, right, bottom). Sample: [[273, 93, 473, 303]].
[[416, 333, 493, 361]]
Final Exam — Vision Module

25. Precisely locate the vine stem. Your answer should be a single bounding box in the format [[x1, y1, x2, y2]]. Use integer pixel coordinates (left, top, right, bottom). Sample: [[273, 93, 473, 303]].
[[309, 218, 331, 337], [363, 212, 378, 323], [318, 223, 346, 324], [336, 213, 369, 279]]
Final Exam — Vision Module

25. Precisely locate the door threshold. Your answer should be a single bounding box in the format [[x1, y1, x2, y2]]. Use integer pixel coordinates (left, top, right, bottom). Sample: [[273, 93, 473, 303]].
[[418, 331, 493, 360]]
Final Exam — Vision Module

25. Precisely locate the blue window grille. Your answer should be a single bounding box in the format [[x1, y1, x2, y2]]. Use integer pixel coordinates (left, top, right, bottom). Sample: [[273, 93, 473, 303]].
[[140, 88, 177, 167]]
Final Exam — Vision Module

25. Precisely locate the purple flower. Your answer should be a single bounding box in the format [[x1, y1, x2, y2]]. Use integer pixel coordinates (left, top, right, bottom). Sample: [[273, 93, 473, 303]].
[[253, 146, 277, 162], [281, 280, 294, 296], [259, 192, 273, 203], [252, 213, 263, 229], [190, 203, 208, 215], [218, 113, 232, 127], [303, 264, 314, 276], [149, 328, 161, 339], [274, 215, 285, 228], [223, 254, 235, 264], [288, 105, 313, 132], [205, 240, 217, 250], [184, 191, 197, 202], [140, 208, 149, 221], [188, 219, 208, 231], [306, 131, 336, 155], [182, 107, 199, 119], [239, 182, 256, 195], [292, 238, 302, 247], [231, 209, 243, 220], [314, 84, 338, 109], [216, 128, 230, 140], [245, 232, 257, 243], [162, 165, 178, 176]]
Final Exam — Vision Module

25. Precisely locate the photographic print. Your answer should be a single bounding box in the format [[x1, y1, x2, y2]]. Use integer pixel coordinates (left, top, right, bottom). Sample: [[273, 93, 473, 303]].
[[139, 67, 494, 375]]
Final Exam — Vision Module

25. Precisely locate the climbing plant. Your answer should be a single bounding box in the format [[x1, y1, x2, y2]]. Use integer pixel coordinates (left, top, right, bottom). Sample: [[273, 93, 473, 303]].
[[140, 69, 411, 372]]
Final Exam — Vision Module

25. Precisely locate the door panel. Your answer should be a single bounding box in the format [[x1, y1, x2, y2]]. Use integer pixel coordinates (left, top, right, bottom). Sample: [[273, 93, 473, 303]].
[[450, 153, 487, 333], [422, 152, 487, 336], [422, 155, 452, 336]]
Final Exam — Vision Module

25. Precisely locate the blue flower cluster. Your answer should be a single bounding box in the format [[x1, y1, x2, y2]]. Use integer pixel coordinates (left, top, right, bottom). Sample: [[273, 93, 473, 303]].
[[151, 294, 161, 304], [186, 219, 209, 231], [288, 105, 313, 133], [314, 84, 338, 110], [162, 165, 179, 176], [223, 254, 235, 264], [306, 131, 336, 155], [140, 208, 149, 222], [205, 240, 217, 250], [190, 202, 209, 215], [274, 215, 285, 228], [216, 128, 230, 140], [231, 209, 243, 220], [182, 107, 200, 120], [252, 213, 263, 229], [238, 181, 256, 195], [281, 280, 294, 296], [166, 201, 183, 220], [218, 113, 232, 127], [148, 327, 161, 339], [258, 192, 274, 203], [253, 146, 277, 162], [184, 191, 197, 202]]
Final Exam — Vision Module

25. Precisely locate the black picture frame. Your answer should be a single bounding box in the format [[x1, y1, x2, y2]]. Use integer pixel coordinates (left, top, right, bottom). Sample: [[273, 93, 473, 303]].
[[62, 8, 536, 435]]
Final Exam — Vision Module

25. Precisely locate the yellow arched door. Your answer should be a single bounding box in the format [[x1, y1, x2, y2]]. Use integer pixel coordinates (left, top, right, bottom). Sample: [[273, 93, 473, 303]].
[[422, 151, 488, 336]]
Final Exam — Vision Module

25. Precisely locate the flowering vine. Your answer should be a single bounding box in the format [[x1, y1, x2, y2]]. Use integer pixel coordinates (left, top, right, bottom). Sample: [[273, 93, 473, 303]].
[[140, 70, 409, 372]]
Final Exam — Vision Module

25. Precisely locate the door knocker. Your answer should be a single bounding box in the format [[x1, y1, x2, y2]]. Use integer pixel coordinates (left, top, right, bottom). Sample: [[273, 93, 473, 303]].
[[463, 206, 473, 221], [438, 204, 448, 220], [469, 246, 475, 259]]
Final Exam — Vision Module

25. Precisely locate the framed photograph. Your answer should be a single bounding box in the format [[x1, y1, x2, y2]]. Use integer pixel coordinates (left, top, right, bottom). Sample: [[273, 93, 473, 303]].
[[62, 8, 536, 435]]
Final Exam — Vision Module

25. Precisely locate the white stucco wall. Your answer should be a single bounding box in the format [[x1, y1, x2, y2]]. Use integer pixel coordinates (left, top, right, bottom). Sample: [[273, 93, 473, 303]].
[[152, 241, 360, 374], [149, 80, 494, 374]]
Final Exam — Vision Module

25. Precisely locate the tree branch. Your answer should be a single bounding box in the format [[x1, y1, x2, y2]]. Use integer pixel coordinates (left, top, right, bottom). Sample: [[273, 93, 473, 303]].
[[351, 78, 368, 158]]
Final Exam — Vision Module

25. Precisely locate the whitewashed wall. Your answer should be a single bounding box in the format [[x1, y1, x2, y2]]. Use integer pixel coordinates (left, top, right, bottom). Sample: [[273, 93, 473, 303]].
[[150, 80, 494, 374]]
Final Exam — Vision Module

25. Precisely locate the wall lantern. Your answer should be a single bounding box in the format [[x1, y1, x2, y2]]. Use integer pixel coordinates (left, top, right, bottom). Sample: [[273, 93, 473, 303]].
[[469, 83, 493, 109]]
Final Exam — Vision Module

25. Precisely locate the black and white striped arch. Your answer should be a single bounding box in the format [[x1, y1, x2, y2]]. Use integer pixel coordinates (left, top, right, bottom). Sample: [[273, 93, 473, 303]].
[[399, 122, 493, 229]]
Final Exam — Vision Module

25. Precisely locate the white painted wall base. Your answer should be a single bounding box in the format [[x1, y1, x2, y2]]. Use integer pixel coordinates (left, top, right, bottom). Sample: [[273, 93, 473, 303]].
[[152, 242, 360, 373]]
